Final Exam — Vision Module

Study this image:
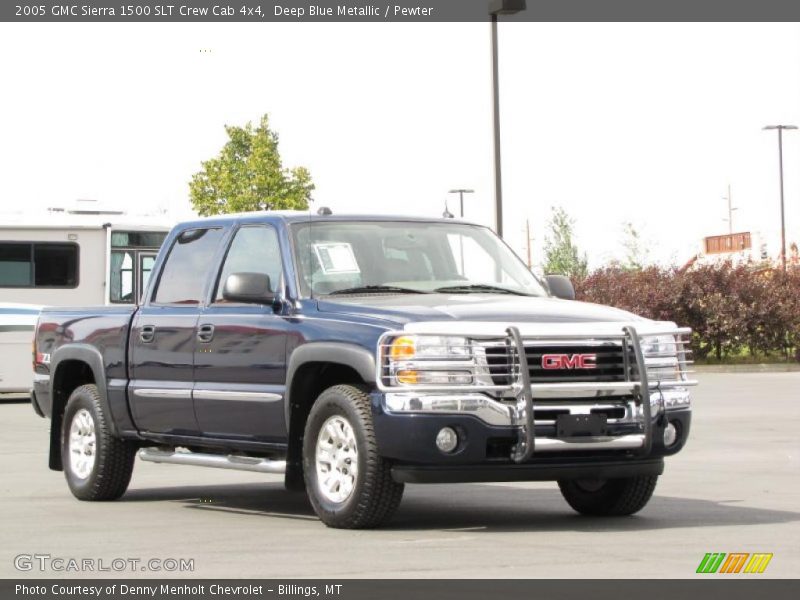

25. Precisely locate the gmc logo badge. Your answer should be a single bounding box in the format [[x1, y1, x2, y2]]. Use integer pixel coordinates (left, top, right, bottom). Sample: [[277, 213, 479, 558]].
[[541, 353, 597, 369]]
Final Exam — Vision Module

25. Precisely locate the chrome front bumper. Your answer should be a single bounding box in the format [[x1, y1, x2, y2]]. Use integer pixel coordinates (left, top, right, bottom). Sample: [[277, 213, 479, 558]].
[[383, 388, 691, 453], [383, 388, 692, 428]]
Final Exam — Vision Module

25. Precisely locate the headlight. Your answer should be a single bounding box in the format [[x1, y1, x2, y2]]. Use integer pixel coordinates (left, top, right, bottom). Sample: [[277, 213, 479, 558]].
[[641, 335, 675, 356], [389, 335, 471, 360], [384, 335, 474, 386], [641, 335, 683, 382]]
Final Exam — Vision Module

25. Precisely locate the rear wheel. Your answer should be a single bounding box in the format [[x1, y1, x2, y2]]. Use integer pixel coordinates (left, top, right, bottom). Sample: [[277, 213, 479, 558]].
[[303, 384, 404, 529], [62, 384, 136, 501], [558, 475, 658, 516]]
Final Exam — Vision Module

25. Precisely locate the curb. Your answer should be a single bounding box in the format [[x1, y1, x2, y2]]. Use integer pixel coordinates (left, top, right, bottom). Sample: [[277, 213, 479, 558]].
[[694, 364, 800, 374]]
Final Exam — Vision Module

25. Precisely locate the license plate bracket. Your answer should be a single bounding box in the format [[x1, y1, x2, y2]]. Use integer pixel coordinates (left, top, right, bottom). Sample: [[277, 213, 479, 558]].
[[556, 414, 608, 438]]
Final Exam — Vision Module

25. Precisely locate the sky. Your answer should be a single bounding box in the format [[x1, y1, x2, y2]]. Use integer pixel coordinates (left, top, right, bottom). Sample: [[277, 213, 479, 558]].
[[1, 22, 800, 268]]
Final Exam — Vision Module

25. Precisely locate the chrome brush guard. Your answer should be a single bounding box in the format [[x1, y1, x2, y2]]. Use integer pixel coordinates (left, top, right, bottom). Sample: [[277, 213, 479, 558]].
[[377, 323, 697, 462]]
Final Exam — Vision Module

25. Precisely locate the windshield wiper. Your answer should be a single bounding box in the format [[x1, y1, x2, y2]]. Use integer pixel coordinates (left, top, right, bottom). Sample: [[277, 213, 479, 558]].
[[433, 284, 532, 296], [326, 285, 431, 296]]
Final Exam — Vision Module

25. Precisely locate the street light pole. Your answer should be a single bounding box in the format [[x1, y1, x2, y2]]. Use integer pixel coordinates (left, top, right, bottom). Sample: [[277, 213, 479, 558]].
[[525, 218, 532, 267], [490, 13, 503, 238], [488, 0, 525, 239], [448, 189, 474, 273], [448, 189, 475, 218], [763, 124, 797, 271]]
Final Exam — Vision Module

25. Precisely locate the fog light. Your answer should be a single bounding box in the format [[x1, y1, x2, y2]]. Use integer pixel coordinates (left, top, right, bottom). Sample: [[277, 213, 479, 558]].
[[435, 427, 459, 453], [663, 421, 678, 447]]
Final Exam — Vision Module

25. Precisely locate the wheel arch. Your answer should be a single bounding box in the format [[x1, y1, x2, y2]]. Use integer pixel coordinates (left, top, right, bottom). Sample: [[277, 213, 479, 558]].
[[283, 343, 377, 490], [48, 345, 110, 471]]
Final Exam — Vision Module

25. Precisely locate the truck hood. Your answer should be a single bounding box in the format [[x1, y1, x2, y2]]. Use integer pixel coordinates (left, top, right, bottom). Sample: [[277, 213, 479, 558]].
[[315, 293, 644, 327]]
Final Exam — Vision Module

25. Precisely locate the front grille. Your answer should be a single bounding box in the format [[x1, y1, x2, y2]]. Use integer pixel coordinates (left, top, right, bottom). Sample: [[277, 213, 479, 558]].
[[484, 343, 629, 385]]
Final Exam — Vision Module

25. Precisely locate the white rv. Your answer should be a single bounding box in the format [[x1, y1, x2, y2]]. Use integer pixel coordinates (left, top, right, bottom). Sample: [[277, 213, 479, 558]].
[[0, 204, 171, 397], [0, 303, 40, 398]]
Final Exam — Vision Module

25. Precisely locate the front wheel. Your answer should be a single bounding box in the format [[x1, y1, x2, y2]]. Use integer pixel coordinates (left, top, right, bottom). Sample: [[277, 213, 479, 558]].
[[558, 475, 658, 516], [303, 385, 404, 529], [62, 384, 136, 501]]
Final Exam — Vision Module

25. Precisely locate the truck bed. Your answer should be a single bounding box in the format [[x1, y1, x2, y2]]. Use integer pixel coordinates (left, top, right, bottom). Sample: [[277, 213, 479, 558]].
[[33, 305, 138, 419]]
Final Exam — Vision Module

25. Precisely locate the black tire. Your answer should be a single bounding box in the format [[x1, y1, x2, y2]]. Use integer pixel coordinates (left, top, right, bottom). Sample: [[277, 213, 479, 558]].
[[303, 384, 404, 529], [558, 475, 658, 516], [61, 384, 136, 501]]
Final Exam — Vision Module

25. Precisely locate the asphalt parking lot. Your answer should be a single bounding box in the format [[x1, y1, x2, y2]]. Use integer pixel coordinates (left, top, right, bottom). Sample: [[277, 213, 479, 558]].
[[1, 372, 798, 579]]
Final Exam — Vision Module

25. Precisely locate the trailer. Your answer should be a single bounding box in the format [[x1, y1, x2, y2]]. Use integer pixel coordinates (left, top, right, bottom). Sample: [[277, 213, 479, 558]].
[[0, 203, 171, 397]]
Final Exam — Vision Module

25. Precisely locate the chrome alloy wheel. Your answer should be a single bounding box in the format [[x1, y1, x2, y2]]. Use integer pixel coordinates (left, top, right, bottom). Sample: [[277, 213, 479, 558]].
[[68, 408, 96, 479], [315, 415, 359, 503]]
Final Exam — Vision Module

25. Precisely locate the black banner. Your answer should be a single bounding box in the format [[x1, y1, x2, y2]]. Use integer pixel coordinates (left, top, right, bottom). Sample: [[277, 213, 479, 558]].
[[4, 580, 800, 600], [5, 0, 800, 22]]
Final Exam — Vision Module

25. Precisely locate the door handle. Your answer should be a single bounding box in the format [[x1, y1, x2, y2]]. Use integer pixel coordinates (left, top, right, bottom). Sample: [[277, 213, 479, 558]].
[[197, 324, 215, 343], [140, 325, 155, 343]]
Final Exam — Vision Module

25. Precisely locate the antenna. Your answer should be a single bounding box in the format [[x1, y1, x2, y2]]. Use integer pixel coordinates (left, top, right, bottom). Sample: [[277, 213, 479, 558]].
[[722, 184, 737, 235]]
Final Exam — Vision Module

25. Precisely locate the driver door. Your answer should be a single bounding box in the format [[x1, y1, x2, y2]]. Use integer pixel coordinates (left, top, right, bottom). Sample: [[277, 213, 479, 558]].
[[192, 224, 290, 442]]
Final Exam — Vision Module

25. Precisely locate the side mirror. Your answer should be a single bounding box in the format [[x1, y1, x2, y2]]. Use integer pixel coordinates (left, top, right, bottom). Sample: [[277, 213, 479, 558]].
[[222, 272, 275, 305], [544, 274, 575, 300]]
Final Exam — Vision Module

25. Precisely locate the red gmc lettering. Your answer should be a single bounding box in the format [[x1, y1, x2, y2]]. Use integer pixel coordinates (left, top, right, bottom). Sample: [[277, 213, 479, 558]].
[[541, 354, 597, 369]]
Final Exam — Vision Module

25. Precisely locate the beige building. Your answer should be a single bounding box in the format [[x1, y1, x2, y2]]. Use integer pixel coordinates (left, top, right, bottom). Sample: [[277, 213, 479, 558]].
[[698, 229, 799, 268]]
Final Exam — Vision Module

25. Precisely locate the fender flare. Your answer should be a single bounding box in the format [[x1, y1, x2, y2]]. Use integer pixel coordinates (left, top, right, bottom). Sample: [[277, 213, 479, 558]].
[[284, 342, 376, 428], [48, 344, 113, 470]]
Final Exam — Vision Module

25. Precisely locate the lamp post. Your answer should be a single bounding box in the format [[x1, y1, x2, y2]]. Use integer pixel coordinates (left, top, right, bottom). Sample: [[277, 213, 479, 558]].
[[447, 189, 474, 273], [448, 189, 474, 218], [489, 0, 526, 239], [763, 125, 797, 271]]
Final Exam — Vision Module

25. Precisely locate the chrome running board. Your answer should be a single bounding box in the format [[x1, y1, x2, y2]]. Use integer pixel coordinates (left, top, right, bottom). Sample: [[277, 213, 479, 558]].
[[138, 448, 286, 474]]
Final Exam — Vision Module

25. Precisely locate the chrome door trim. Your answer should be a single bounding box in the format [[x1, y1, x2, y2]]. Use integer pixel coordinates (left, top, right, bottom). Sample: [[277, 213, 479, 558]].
[[193, 390, 282, 402], [132, 388, 192, 400]]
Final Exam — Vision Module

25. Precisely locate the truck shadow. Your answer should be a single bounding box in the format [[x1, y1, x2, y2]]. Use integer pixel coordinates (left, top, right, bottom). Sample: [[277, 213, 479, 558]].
[[122, 481, 800, 533]]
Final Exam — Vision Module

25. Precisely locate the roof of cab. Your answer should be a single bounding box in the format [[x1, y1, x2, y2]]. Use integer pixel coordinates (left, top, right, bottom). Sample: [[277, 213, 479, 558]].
[[174, 210, 479, 229]]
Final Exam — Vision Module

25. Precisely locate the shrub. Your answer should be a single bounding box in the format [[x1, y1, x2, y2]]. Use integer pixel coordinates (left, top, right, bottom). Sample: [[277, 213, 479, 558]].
[[574, 262, 800, 361]]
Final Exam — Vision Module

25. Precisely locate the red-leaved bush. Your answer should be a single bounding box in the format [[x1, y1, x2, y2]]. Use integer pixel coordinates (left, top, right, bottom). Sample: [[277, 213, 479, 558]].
[[575, 263, 800, 361]]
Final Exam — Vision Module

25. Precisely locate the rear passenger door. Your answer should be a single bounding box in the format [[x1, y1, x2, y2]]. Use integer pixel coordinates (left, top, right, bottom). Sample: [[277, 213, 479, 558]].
[[129, 227, 225, 436], [193, 224, 290, 442]]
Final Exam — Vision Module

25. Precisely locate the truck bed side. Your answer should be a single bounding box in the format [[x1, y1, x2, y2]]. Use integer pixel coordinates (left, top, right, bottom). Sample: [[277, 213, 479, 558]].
[[33, 305, 138, 470]]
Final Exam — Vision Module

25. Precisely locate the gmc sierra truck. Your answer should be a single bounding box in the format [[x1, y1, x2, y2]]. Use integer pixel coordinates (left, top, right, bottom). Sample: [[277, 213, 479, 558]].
[[32, 212, 695, 528]]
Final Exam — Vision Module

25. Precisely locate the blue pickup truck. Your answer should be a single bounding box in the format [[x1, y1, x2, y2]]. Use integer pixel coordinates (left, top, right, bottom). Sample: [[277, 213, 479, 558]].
[[32, 212, 695, 528]]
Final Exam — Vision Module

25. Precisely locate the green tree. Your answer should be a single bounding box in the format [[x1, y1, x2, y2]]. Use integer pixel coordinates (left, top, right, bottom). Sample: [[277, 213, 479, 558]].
[[621, 221, 649, 271], [189, 114, 314, 216], [543, 206, 588, 279]]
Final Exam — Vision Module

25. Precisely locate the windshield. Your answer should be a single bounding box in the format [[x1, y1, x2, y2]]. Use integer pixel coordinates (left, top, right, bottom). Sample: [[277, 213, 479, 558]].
[[291, 220, 548, 297]]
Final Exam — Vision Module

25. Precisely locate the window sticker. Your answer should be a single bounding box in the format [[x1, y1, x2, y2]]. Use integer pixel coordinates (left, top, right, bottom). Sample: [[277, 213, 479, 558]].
[[313, 243, 361, 274]]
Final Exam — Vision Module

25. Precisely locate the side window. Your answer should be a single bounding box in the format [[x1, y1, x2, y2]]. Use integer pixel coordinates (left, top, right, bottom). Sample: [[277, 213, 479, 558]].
[[109, 250, 134, 303], [153, 228, 224, 304], [109, 229, 168, 304], [215, 226, 282, 301], [0, 244, 32, 286], [0, 243, 78, 288]]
